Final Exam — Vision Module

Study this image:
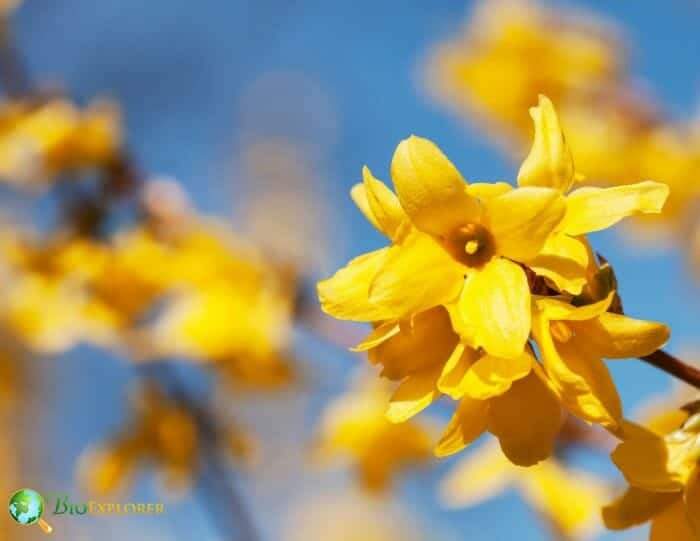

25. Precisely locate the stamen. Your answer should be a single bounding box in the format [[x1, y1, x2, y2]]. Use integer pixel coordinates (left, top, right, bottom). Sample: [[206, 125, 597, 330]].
[[443, 223, 495, 268]]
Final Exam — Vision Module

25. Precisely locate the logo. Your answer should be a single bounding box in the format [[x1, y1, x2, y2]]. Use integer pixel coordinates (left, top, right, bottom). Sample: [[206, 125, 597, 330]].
[[8, 488, 53, 534], [9, 489, 166, 534]]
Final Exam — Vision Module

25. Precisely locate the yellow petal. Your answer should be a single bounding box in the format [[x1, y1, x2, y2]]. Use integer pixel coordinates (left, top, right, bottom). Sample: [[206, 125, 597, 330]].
[[684, 469, 700, 536], [463, 351, 532, 400], [369, 306, 458, 380], [569, 312, 670, 359], [650, 497, 697, 541], [534, 317, 622, 428], [351, 321, 400, 352], [534, 290, 614, 322], [465, 182, 513, 200], [437, 342, 479, 400], [362, 166, 407, 241], [458, 258, 530, 358], [561, 181, 670, 236], [350, 183, 383, 234], [317, 248, 397, 321], [386, 366, 441, 423], [440, 439, 513, 505], [603, 486, 677, 530], [517, 95, 575, 192], [390, 135, 480, 236], [484, 186, 566, 262], [369, 230, 465, 317], [434, 397, 488, 458], [528, 233, 589, 295], [611, 435, 686, 492], [486, 371, 563, 466]]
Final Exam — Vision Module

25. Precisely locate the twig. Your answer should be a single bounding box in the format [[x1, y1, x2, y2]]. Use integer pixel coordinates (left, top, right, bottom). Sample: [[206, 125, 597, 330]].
[[153, 365, 260, 541], [0, 21, 31, 97], [639, 349, 700, 390]]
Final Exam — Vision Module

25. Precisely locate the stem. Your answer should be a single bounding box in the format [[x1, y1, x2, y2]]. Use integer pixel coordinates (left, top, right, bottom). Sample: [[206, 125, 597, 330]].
[[155, 365, 260, 541], [0, 21, 31, 97], [640, 349, 700, 389]]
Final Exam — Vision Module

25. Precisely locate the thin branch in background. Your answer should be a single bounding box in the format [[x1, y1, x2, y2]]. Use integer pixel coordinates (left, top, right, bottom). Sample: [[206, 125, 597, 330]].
[[0, 20, 31, 97], [640, 349, 700, 390], [154, 364, 260, 541]]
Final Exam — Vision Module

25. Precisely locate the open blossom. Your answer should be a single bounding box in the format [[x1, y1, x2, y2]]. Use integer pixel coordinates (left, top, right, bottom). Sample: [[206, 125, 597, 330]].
[[318, 95, 670, 466], [603, 400, 700, 540]]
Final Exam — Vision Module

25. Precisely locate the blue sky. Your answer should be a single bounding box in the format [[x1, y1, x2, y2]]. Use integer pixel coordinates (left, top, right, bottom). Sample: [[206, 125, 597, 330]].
[[11, 1, 700, 540]]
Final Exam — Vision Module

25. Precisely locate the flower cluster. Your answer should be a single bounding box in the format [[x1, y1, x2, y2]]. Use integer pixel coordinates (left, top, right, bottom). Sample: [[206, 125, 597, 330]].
[[0, 188, 297, 388], [318, 95, 670, 466]]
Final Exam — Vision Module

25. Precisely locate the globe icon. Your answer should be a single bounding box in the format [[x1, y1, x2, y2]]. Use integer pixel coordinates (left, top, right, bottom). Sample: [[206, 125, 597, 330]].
[[8, 488, 44, 525]]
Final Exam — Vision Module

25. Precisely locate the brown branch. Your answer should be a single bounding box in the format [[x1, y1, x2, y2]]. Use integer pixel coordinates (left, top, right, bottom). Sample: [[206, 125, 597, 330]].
[[640, 349, 700, 389]]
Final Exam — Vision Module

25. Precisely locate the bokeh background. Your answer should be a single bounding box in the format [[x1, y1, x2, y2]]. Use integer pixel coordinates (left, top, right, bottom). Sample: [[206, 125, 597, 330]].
[[3, 0, 700, 540]]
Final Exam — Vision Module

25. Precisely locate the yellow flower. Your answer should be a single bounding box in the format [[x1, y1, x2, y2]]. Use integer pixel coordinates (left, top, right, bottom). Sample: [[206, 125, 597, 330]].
[[321, 137, 567, 359], [602, 402, 700, 540], [150, 278, 295, 388], [532, 291, 669, 432], [517, 95, 669, 295], [0, 98, 121, 186], [0, 232, 118, 352], [79, 383, 254, 496], [441, 439, 610, 539], [314, 377, 434, 492], [426, 0, 621, 137]]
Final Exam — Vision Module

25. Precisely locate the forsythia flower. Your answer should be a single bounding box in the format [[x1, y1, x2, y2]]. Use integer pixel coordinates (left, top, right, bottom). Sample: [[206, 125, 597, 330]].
[[318, 96, 670, 466], [0, 98, 121, 187], [441, 439, 609, 539], [78, 383, 254, 495], [602, 400, 700, 540], [314, 378, 434, 492]]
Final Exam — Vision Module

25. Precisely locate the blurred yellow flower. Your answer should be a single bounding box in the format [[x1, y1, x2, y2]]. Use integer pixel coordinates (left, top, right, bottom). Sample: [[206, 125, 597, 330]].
[[79, 383, 254, 496], [603, 400, 700, 540], [441, 439, 609, 539], [0, 232, 118, 352], [0, 98, 121, 187], [314, 377, 434, 492], [427, 0, 621, 139]]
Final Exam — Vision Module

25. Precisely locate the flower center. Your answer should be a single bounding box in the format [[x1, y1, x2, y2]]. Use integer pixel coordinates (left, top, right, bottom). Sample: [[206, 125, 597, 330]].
[[443, 223, 495, 268], [550, 321, 572, 343]]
